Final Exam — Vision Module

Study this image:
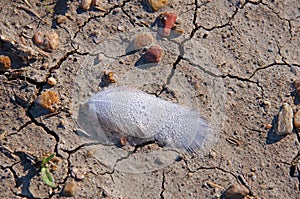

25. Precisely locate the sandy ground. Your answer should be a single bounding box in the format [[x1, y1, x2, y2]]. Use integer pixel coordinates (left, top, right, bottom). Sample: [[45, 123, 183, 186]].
[[0, 0, 300, 198]]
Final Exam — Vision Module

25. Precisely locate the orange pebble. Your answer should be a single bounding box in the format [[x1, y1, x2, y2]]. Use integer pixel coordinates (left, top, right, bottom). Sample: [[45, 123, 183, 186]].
[[36, 91, 60, 112], [0, 55, 11, 71]]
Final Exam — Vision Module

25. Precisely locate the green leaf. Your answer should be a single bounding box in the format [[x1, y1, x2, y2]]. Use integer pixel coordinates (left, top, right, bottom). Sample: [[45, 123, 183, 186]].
[[42, 153, 55, 167], [41, 167, 56, 188]]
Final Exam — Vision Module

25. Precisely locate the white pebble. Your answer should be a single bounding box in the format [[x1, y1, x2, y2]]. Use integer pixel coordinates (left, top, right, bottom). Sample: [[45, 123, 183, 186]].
[[276, 103, 293, 135], [47, 77, 57, 86]]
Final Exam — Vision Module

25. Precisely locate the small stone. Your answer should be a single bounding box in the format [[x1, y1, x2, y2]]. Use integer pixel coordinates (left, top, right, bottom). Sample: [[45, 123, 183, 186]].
[[293, 79, 300, 88], [117, 25, 125, 31], [133, 33, 154, 50], [62, 181, 77, 196], [294, 110, 300, 129], [102, 71, 116, 83], [81, 0, 92, 10], [263, 100, 271, 107], [86, 150, 95, 158], [276, 103, 293, 135], [33, 31, 45, 46], [224, 184, 250, 199], [159, 12, 177, 37], [143, 45, 163, 63], [0, 55, 11, 71], [147, 0, 168, 11], [187, 172, 193, 177], [33, 31, 59, 51], [119, 136, 128, 146], [250, 167, 257, 172], [36, 91, 60, 112], [45, 31, 59, 51], [70, 168, 85, 181], [47, 77, 57, 86], [264, 123, 272, 130], [209, 151, 216, 158], [251, 174, 257, 181], [56, 15, 67, 24]]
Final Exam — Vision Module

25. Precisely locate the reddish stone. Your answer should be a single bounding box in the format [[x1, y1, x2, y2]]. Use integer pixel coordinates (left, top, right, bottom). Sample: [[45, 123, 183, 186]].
[[143, 45, 163, 63], [160, 12, 177, 37]]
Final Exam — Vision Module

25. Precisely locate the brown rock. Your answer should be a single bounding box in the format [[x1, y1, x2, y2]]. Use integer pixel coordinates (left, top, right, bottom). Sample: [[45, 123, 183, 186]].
[[33, 31, 45, 46], [45, 31, 59, 51], [56, 15, 67, 24], [33, 30, 59, 51], [143, 45, 163, 63], [133, 33, 154, 50], [81, 0, 92, 10], [294, 110, 300, 129], [276, 103, 293, 135], [264, 123, 272, 130], [0, 55, 11, 71], [224, 184, 250, 199], [147, 0, 168, 11], [293, 79, 300, 88], [36, 91, 60, 112], [62, 181, 77, 196]]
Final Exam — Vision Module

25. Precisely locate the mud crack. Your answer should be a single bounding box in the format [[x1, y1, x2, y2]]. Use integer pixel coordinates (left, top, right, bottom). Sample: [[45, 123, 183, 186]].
[[160, 171, 166, 199]]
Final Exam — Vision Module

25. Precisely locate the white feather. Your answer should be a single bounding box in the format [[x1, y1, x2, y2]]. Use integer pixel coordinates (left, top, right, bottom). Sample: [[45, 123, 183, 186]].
[[77, 86, 214, 153]]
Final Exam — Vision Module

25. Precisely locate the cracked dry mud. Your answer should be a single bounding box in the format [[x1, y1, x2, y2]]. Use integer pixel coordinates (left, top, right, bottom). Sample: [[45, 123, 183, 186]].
[[0, 0, 299, 198]]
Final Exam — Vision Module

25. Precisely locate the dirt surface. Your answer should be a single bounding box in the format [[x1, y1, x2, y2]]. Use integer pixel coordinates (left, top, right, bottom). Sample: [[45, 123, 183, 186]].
[[0, 0, 299, 198]]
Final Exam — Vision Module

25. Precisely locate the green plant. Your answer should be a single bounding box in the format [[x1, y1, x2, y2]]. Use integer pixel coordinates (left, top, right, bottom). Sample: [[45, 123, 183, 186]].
[[41, 153, 56, 188]]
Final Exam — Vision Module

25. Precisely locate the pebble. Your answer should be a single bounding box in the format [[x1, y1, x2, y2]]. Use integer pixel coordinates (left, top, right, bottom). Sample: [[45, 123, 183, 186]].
[[45, 31, 59, 51], [102, 71, 116, 83], [119, 136, 128, 146], [276, 103, 293, 135], [86, 150, 95, 158], [133, 33, 154, 50], [159, 12, 177, 37], [264, 123, 272, 130], [117, 25, 125, 31], [70, 167, 85, 181], [36, 91, 60, 112], [263, 100, 271, 107], [47, 77, 57, 86], [33, 30, 59, 51], [223, 184, 250, 199], [147, 0, 169, 11], [293, 80, 300, 96], [33, 31, 45, 46], [0, 55, 11, 71], [56, 15, 67, 24], [81, 0, 92, 10], [143, 45, 163, 63], [62, 181, 77, 196], [293, 79, 300, 88], [294, 110, 300, 129]]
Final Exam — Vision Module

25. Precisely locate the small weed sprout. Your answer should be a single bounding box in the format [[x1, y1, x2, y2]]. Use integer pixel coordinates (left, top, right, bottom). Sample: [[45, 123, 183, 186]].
[[41, 153, 56, 188]]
